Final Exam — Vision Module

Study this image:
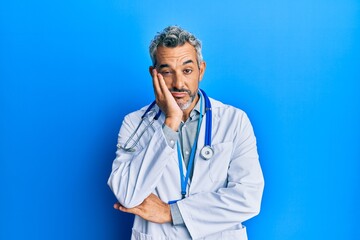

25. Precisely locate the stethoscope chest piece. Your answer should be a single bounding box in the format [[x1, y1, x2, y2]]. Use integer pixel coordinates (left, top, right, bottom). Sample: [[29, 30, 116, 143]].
[[200, 146, 214, 160]]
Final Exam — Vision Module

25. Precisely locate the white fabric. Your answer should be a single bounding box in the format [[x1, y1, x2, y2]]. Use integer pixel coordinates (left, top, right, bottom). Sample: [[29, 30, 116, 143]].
[[108, 97, 264, 240]]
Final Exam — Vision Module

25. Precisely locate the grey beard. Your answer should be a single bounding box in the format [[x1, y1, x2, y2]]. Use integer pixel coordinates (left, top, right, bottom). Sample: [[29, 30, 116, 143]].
[[176, 92, 197, 110]]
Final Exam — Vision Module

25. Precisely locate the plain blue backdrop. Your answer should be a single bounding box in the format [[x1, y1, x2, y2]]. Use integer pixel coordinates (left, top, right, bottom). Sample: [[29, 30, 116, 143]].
[[1, 0, 359, 239]]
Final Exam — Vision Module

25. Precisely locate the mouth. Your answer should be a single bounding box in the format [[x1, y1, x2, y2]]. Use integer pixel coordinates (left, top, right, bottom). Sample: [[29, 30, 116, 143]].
[[171, 92, 188, 98], [170, 88, 191, 99]]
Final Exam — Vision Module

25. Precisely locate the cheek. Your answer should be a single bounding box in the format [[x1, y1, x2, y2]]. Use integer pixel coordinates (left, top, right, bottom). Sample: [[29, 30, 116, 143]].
[[162, 78, 172, 88], [186, 76, 199, 88], [184, 71, 200, 83]]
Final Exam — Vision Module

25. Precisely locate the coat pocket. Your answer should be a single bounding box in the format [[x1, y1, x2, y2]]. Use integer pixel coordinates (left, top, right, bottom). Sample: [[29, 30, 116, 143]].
[[220, 226, 247, 239], [131, 228, 153, 240], [208, 142, 233, 183], [131, 228, 170, 240]]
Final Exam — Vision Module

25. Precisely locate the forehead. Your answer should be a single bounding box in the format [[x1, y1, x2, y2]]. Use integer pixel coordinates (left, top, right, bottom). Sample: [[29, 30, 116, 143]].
[[156, 42, 197, 66]]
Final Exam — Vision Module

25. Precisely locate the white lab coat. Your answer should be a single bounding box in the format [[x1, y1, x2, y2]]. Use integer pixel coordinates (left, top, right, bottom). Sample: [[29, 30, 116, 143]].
[[108, 97, 264, 240]]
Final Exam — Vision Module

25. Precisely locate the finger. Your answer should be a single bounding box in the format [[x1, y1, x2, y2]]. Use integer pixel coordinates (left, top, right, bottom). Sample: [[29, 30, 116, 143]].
[[113, 202, 133, 213], [119, 206, 141, 216], [113, 202, 140, 215], [115, 204, 129, 212], [157, 73, 174, 100], [157, 73, 168, 93], [113, 202, 121, 209]]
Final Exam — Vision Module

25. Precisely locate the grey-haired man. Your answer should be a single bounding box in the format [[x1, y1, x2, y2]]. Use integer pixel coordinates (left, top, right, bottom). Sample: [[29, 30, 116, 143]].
[[108, 26, 264, 239]]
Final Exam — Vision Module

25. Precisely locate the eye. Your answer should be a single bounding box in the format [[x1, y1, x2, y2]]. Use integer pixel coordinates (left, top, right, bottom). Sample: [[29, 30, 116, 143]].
[[161, 70, 172, 76], [183, 69, 193, 74]]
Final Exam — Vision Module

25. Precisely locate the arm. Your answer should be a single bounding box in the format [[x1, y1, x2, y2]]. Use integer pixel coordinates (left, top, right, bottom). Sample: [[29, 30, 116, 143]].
[[107, 117, 176, 208], [110, 123, 182, 223], [108, 69, 183, 208], [114, 193, 172, 224], [176, 112, 265, 239]]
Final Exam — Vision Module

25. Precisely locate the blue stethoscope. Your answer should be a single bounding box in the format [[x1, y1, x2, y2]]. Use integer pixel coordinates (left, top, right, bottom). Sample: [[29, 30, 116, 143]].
[[198, 89, 214, 160], [119, 89, 214, 160], [119, 89, 214, 200]]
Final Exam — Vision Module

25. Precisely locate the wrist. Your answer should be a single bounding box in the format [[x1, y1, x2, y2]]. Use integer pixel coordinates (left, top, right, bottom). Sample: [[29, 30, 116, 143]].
[[164, 116, 182, 131], [165, 204, 172, 223]]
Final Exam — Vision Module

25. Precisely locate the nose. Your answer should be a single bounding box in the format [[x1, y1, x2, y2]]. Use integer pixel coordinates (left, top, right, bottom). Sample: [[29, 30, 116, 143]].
[[172, 71, 185, 90]]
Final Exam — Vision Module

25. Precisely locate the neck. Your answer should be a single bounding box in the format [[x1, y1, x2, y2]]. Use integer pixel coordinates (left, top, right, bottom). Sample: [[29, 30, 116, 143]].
[[181, 94, 200, 122]]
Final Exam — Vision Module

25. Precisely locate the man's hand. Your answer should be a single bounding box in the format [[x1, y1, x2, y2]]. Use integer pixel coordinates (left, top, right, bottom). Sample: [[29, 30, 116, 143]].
[[151, 68, 182, 131], [114, 194, 172, 224]]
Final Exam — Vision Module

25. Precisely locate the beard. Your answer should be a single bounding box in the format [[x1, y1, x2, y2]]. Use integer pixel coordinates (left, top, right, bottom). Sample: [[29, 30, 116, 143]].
[[170, 88, 197, 110]]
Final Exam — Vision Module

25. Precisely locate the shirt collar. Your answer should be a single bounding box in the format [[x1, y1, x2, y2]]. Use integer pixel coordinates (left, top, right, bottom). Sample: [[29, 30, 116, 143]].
[[189, 91, 205, 121]]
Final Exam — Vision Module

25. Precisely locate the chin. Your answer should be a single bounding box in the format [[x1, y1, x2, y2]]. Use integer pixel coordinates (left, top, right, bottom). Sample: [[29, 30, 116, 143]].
[[177, 99, 193, 110]]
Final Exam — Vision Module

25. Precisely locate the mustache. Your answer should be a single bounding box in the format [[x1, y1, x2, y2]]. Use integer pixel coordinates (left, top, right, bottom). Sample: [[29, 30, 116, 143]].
[[169, 88, 191, 95]]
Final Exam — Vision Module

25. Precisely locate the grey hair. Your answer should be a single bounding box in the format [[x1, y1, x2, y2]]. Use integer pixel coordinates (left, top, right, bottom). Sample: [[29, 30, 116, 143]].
[[149, 26, 203, 67]]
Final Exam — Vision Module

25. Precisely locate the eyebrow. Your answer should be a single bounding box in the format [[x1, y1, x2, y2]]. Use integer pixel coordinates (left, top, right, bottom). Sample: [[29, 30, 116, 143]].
[[158, 64, 170, 69], [183, 60, 194, 65], [157, 60, 195, 69]]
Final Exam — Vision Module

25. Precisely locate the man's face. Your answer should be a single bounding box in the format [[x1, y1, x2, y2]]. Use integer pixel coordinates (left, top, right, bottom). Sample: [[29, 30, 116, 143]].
[[155, 43, 206, 110]]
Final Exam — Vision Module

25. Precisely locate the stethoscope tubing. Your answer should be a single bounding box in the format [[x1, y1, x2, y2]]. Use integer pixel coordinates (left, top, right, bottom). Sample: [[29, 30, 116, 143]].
[[199, 89, 212, 148], [120, 89, 213, 158], [120, 102, 162, 152]]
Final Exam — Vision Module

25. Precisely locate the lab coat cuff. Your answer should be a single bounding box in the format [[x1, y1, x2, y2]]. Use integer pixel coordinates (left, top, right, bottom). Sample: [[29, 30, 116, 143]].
[[162, 124, 178, 149], [170, 202, 185, 226]]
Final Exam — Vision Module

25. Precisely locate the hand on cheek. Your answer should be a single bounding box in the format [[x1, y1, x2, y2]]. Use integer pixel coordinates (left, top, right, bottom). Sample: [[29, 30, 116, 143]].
[[151, 68, 182, 131]]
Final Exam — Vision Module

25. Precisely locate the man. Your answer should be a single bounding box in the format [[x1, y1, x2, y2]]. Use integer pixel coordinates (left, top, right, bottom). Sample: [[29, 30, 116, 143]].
[[108, 26, 264, 240]]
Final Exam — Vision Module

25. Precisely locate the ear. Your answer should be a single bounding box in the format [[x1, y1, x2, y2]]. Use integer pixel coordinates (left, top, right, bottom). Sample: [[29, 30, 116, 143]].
[[198, 61, 206, 82]]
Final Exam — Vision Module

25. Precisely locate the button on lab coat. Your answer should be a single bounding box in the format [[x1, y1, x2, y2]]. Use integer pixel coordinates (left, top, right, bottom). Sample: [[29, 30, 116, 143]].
[[108, 97, 264, 240]]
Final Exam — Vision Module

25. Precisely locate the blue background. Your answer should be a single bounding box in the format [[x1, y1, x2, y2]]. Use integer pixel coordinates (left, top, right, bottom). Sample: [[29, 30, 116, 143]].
[[1, 0, 359, 239]]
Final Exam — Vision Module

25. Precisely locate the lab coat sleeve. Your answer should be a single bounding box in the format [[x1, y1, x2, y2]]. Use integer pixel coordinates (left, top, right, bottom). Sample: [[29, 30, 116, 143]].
[[177, 112, 264, 239], [107, 113, 177, 208]]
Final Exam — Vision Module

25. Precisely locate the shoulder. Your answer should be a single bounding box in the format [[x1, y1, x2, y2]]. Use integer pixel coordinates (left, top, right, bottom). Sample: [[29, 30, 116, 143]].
[[209, 97, 248, 120], [123, 103, 158, 123], [209, 97, 255, 141]]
